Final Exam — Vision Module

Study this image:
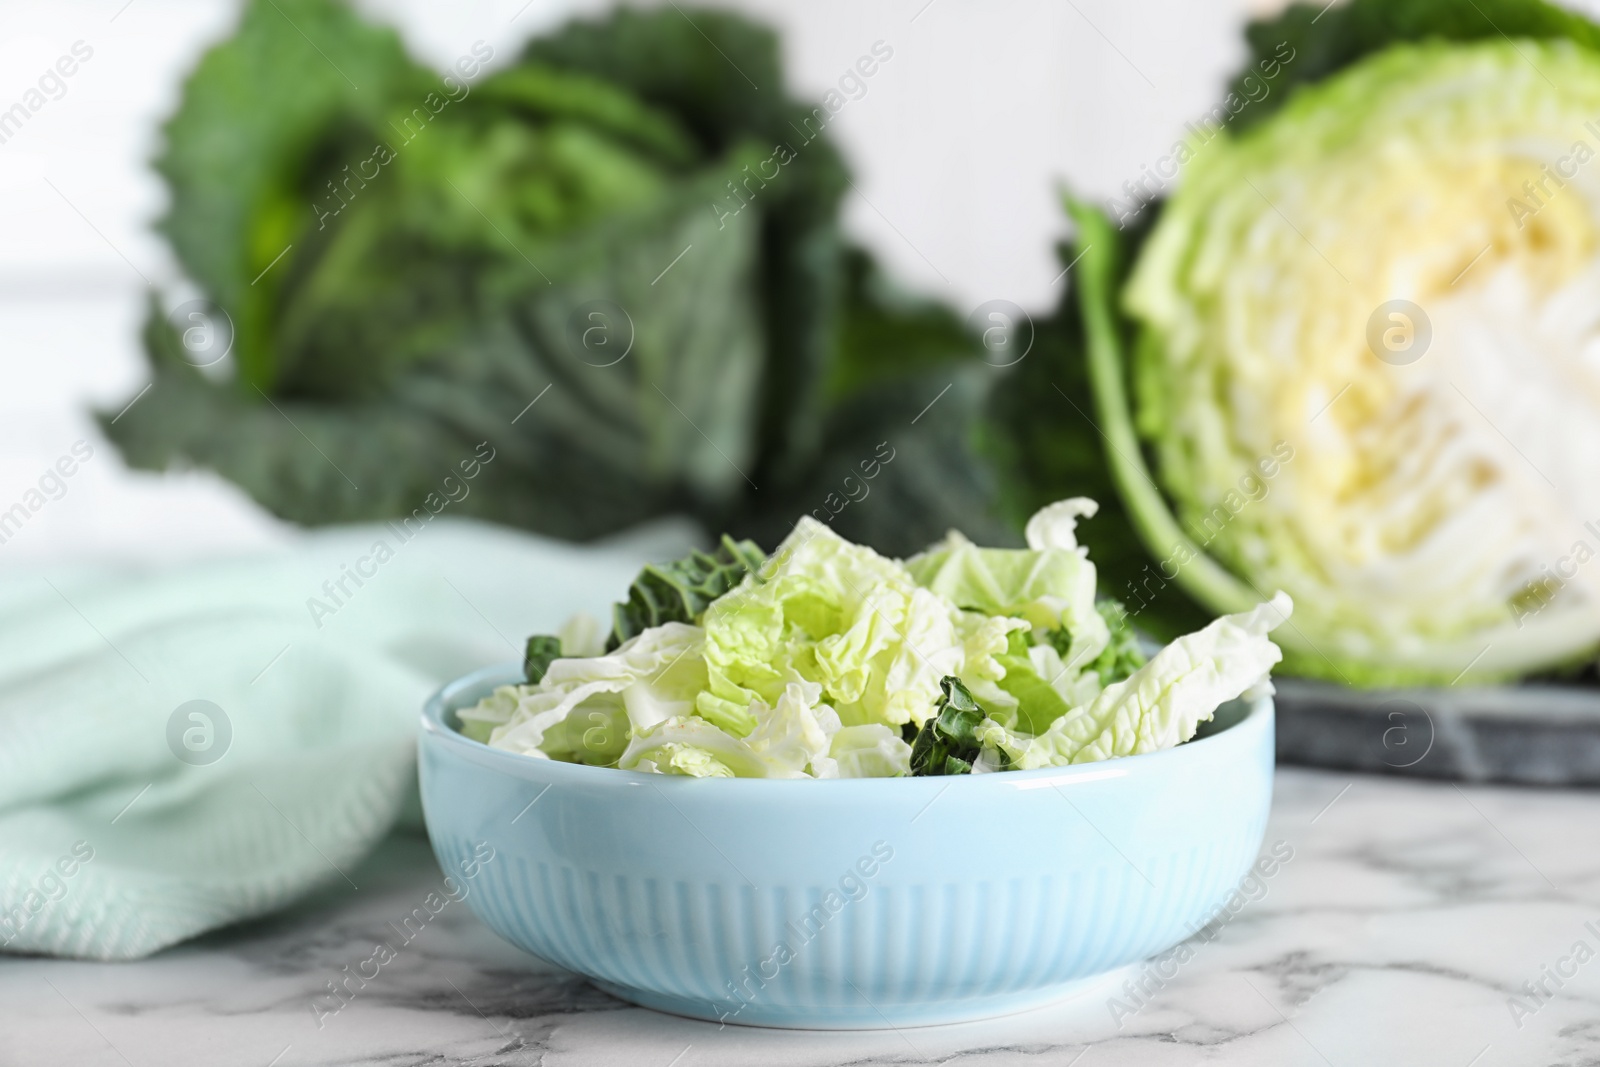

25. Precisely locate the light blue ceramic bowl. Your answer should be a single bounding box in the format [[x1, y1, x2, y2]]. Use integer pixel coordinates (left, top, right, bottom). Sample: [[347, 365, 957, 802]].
[[419, 664, 1274, 1029]]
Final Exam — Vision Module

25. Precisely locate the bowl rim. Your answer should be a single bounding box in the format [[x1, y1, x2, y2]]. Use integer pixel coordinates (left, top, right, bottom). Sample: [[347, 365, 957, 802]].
[[420, 662, 1273, 791]]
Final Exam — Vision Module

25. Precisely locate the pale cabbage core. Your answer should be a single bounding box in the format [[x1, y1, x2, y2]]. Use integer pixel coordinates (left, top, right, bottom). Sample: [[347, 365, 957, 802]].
[[1127, 40, 1600, 682]]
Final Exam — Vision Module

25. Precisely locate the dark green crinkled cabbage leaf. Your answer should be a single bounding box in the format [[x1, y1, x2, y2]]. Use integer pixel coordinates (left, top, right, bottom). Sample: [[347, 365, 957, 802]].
[[909, 676, 1009, 777], [607, 534, 765, 650], [523, 635, 563, 684]]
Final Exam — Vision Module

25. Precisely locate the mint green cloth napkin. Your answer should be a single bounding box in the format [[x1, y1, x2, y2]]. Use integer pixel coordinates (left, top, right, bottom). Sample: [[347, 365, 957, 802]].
[[0, 518, 692, 960]]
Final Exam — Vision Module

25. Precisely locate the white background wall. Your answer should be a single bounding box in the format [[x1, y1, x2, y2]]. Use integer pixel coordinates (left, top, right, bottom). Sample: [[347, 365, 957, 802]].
[[0, 0, 1328, 563]]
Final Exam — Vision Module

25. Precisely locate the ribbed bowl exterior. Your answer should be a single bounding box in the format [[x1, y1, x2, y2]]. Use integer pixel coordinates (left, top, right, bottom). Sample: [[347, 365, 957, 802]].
[[420, 665, 1275, 1028]]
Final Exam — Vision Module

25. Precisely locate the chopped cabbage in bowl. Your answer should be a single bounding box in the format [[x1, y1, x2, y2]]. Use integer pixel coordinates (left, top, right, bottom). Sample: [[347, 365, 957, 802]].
[[457, 500, 1291, 777]]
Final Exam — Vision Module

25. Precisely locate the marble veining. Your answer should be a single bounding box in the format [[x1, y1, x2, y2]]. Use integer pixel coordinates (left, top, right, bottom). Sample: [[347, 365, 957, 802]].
[[5, 767, 1600, 1066]]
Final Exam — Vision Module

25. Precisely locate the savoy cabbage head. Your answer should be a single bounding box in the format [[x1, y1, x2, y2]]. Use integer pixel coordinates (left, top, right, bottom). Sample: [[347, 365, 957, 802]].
[[103, 0, 1007, 557]]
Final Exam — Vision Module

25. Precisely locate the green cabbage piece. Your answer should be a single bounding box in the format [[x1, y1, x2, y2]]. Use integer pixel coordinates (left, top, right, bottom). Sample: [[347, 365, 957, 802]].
[[523, 611, 608, 684], [697, 518, 1022, 732], [536, 702, 631, 768], [906, 498, 1108, 665], [907, 500, 1154, 734], [607, 535, 765, 650], [616, 718, 758, 778], [1080, 600, 1146, 686], [909, 676, 1009, 776], [459, 621, 706, 758], [523, 635, 562, 684], [974, 600, 1148, 738], [977, 594, 1291, 767], [990, 631, 1086, 736], [618, 680, 840, 777], [829, 724, 912, 778]]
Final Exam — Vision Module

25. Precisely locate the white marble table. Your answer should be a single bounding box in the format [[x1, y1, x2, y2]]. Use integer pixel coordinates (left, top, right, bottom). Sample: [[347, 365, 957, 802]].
[[3, 766, 1596, 1067]]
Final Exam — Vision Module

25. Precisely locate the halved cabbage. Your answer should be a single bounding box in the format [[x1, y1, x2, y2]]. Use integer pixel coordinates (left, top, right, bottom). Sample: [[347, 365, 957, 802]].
[[1103, 39, 1600, 685]]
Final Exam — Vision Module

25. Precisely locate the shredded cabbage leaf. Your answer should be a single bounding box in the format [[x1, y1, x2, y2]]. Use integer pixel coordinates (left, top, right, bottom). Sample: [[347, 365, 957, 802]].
[[976, 594, 1291, 768]]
